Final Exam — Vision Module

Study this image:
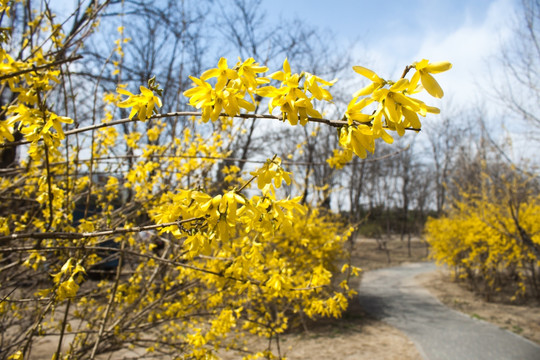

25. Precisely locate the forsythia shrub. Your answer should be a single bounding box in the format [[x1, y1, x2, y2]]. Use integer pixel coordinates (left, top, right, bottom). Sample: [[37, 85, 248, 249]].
[[0, 1, 450, 359], [426, 167, 540, 301]]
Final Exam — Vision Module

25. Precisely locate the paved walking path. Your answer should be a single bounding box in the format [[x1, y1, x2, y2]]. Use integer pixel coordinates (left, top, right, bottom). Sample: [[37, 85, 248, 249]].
[[357, 262, 540, 360]]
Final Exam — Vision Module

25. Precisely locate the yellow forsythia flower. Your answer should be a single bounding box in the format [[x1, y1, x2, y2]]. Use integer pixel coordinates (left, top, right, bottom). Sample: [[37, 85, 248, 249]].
[[117, 86, 162, 121], [410, 59, 452, 98]]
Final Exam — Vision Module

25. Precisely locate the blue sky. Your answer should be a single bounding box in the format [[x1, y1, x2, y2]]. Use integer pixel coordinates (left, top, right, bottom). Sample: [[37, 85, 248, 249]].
[[265, 0, 496, 52]]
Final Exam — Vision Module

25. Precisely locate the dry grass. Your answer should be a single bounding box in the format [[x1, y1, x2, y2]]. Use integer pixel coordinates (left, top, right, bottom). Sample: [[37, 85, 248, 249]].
[[351, 235, 430, 272], [220, 299, 421, 360]]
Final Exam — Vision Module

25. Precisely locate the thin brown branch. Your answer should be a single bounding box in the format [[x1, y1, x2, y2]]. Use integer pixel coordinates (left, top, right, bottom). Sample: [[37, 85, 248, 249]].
[[0, 111, 421, 148], [44, 145, 54, 231], [54, 299, 71, 360], [1, 244, 249, 282], [1, 244, 329, 292], [42, 145, 410, 169], [400, 65, 414, 79], [0, 217, 202, 243], [90, 239, 125, 359]]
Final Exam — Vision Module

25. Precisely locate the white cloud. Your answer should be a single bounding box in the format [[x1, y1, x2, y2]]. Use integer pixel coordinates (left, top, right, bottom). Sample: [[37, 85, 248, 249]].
[[413, 0, 516, 109]]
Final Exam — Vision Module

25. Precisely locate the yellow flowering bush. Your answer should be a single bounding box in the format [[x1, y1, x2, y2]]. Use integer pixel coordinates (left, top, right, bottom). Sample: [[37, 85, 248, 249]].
[[426, 166, 540, 301]]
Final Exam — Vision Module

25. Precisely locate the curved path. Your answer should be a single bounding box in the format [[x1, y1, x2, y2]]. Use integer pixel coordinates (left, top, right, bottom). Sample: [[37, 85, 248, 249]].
[[357, 262, 540, 360]]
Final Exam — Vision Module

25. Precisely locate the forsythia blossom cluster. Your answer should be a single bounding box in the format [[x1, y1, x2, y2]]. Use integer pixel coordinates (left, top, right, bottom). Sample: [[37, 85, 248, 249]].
[[256, 58, 335, 125], [336, 60, 451, 162], [183, 57, 335, 125], [183, 57, 268, 122], [182, 57, 452, 166], [0, 48, 74, 151], [249, 156, 292, 195], [51, 258, 87, 301], [117, 86, 162, 121]]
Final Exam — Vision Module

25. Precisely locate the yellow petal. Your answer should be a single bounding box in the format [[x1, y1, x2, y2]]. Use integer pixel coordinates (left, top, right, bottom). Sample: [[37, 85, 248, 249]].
[[140, 86, 153, 97], [408, 71, 421, 93], [0, 123, 14, 142], [58, 116, 74, 124], [129, 107, 138, 120], [269, 71, 285, 82], [424, 61, 452, 74], [283, 58, 291, 74], [201, 68, 219, 80], [256, 77, 270, 85], [353, 127, 374, 153], [188, 76, 208, 87], [308, 81, 323, 100], [402, 108, 421, 128], [348, 113, 371, 123], [352, 65, 381, 82], [380, 129, 394, 144], [306, 106, 322, 119], [218, 57, 228, 70], [138, 107, 146, 121], [371, 88, 389, 102], [392, 93, 421, 112], [353, 82, 379, 97], [52, 120, 65, 139], [420, 73, 444, 98], [414, 59, 429, 70], [351, 135, 367, 158], [390, 78, 409, 92], [256, 86, 278, 97], [237, 98, 255, 112], [216, 77, 228, 91], [225, 69, 238, 79], [395, 122, 405, 136], [383, 96, 401, 124], [117, 88, 134, 96]]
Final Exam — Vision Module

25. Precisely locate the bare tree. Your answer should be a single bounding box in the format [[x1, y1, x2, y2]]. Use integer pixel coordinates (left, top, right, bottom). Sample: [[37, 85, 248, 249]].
[[495, 0, 540, 139], [422, 113, 466, 214]]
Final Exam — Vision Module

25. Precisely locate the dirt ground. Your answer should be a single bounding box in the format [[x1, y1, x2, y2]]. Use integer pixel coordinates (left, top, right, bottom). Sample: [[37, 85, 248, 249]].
[[249, 309, 422, 360], [217, 300, 421, 360], [24, 236, 540, 359]]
